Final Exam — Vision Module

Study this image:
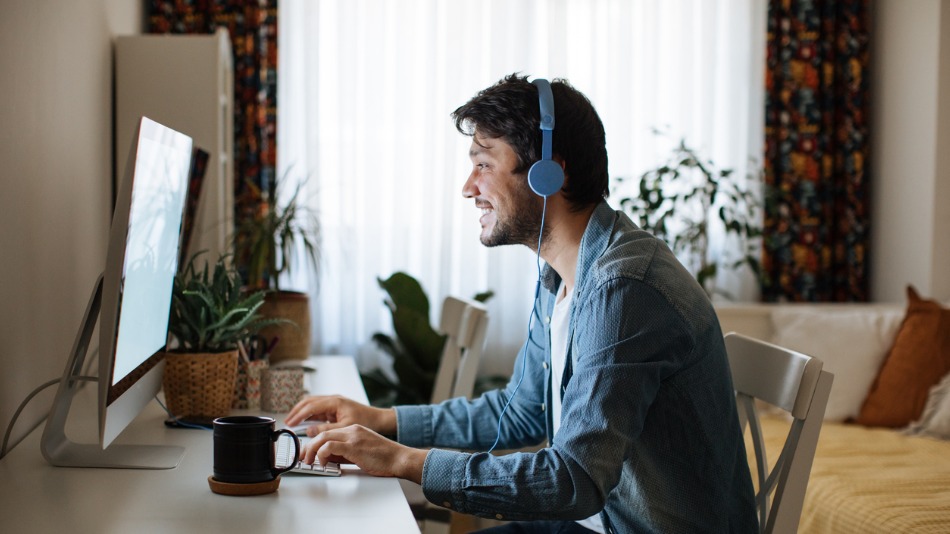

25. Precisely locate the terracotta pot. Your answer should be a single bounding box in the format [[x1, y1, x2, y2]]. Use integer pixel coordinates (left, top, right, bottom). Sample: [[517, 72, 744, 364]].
[[162, 350, 238, 420], [258, 290, 312, 364]]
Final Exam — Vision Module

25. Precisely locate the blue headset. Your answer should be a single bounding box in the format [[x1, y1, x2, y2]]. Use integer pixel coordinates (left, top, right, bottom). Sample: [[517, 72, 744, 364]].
[[528, 79, 565, 197], [486, 78, 563, 454]]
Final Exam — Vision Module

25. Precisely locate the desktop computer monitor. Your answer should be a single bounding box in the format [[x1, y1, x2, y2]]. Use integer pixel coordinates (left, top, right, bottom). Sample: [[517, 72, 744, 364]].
[[41, 116, 193, 469]]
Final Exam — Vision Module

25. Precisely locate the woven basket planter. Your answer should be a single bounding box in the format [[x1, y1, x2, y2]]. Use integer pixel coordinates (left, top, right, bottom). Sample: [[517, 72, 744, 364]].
[[162, 350, 239, 420], [258, 290, 311, 364]]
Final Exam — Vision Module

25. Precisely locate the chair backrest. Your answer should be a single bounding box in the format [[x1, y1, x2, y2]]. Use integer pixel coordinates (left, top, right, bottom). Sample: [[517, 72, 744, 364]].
[[430, 296, 489, 404], [724, 332, 834, 534]]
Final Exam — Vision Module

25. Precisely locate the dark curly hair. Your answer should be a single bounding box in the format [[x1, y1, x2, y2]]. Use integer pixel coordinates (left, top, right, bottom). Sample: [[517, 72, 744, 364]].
[[451, 73, 609, 210]]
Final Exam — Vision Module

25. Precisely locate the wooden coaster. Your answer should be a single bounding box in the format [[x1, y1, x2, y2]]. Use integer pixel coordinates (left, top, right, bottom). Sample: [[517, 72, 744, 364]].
[[208, 475, 281, 496]]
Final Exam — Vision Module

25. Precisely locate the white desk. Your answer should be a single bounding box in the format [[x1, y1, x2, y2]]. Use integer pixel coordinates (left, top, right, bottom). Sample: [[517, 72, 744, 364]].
[[0, 356, 419, 533]]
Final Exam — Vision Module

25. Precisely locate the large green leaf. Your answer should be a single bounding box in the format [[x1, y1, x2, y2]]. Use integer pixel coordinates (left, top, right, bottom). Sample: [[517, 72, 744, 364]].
[[473, 290, 495, 303], [365, 271, 492, 406], [391, 350, 433, 404], [392, 307, 446, 371], [377, 272, 430, 316]]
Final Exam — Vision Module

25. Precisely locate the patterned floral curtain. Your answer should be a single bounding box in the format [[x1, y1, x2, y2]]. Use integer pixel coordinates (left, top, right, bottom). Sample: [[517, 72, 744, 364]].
[[147, 0, 277, 225], [763, 0, 871, 302]]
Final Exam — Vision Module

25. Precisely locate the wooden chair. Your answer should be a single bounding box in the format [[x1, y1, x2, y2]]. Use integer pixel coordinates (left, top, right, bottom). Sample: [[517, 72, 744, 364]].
[[724, 332, 834, 534], [404, 295, 489, 533], [429, 296, 489, 403]]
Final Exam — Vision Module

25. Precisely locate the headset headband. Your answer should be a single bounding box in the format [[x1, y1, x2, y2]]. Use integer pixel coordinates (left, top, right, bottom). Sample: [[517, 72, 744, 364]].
[[527, 78, 564, 197]]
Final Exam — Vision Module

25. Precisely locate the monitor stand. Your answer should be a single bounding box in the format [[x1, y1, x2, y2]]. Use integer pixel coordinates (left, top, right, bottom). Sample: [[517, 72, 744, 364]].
[[40, 275, 184, 469]]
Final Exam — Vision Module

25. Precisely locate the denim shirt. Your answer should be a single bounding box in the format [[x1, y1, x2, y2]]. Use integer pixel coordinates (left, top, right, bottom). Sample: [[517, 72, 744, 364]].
[[395, 201, 758, 533]]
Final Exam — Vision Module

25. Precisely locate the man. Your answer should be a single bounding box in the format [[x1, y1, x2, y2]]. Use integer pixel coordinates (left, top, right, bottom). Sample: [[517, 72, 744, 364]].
[[286, 74, 758, 533]]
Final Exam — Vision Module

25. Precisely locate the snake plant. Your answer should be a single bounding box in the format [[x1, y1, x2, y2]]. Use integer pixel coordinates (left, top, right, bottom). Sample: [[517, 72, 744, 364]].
[[168, 253, 285, 353]]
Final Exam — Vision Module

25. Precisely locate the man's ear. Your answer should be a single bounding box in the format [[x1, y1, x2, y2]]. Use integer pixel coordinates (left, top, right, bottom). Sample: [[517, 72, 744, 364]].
[[553, 156, 568, 187]]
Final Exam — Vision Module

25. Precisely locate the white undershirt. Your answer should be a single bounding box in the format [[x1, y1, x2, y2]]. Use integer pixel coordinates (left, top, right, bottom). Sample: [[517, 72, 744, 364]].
[[549, 283, 572, 436], [550, 283, 605, 534]]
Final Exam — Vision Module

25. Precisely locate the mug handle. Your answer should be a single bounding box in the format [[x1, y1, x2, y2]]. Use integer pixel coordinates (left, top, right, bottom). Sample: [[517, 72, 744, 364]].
[[271, 429, 301, 477]]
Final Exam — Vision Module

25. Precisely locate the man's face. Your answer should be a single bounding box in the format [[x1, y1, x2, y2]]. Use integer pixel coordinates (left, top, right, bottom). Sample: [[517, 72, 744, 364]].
[[462, 133, 543, 248]]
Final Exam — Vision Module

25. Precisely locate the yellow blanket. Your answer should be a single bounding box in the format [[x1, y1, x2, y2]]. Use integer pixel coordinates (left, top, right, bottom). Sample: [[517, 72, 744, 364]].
[[753, 416, 950, 533]]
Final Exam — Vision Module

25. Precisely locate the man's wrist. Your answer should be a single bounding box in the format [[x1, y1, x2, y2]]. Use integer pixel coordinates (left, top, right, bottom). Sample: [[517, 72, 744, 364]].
[[397, 447, 428, 485], [372, 406, 398, 436]]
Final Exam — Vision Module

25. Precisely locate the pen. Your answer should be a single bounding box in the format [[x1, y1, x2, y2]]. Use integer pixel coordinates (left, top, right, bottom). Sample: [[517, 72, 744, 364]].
[[264, 336, 280, 359], [236, 339, 251, 363]]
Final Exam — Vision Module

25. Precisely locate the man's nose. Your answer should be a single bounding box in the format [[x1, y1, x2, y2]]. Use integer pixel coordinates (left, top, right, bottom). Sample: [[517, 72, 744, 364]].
[[462, 171, 478, 199]]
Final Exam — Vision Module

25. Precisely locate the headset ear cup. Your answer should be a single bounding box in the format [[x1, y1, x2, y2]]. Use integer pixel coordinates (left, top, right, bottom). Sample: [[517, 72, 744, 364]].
[[528, 159, 565, 197]]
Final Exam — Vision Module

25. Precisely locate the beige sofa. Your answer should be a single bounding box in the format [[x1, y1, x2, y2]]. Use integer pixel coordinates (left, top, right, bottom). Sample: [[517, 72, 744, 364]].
[[715, 302, 950, 533]]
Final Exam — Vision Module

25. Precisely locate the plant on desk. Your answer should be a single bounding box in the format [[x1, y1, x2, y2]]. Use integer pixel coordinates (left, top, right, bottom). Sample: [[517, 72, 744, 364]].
[[163, 253, 285, 421], [232, 176, 320, 364], [361, 272, 495, 407]]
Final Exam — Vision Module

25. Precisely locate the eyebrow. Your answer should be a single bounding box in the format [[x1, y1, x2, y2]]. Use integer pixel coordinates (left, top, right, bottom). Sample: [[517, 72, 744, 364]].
[[469, 138, 494, 159]]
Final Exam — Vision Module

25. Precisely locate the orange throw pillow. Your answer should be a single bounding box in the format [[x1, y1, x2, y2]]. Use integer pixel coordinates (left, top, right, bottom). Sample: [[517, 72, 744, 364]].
[[856, 286, 950, 428]]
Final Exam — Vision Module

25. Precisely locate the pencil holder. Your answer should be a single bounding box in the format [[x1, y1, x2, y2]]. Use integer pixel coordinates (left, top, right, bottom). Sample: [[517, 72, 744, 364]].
[[233, 359, 269, 410], [261, 367, 305, 413]]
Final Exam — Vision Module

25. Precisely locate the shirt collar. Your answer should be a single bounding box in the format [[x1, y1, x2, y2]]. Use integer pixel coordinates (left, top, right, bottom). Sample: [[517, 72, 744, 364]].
[[540, 200, 615, 295]]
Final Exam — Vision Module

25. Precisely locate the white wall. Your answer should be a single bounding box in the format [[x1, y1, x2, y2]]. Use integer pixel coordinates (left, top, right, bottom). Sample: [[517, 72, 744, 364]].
[[871, 0, 950, 302], [934, 1, 950, 301], [0, 0, 143, 454]]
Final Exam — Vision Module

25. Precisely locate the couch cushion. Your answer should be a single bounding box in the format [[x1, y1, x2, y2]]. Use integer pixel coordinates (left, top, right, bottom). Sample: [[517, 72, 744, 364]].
[[856, 286, 950, 428], [771, 306, 903, 421]]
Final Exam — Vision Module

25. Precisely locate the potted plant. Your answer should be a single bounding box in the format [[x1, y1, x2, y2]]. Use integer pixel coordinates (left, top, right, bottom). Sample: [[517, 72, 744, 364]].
[[360, 272, 495, 407], [233, 177, 320, 363], [617, 134, 762, 299], [163, 253, 280, 422]]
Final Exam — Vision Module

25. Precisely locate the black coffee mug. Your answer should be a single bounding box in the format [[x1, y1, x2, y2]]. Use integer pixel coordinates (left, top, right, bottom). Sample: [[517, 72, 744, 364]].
[[212, 416, 300, 484]]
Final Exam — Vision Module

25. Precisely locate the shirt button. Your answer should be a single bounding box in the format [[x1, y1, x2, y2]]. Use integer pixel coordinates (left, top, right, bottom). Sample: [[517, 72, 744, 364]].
[[544, 315, 551, 324], [541, 403, 546, 411], [542, 361, 549, 369]]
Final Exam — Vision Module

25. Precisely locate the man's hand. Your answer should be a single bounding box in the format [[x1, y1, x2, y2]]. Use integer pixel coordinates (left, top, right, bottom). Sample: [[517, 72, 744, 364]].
[[301, 424, 428, 484], [285, 395, 397, 437]]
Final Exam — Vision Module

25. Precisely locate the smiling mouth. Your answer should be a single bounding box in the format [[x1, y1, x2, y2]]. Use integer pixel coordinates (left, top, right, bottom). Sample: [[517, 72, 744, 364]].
[[476, 203, 494, 225]]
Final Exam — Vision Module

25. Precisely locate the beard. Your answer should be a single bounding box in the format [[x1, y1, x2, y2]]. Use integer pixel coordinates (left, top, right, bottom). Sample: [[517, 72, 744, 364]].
[[481, 183, 546, 248]]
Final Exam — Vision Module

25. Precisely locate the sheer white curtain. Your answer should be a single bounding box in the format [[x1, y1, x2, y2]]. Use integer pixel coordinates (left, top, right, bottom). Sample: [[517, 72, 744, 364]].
[[278, 0, 766, 376]]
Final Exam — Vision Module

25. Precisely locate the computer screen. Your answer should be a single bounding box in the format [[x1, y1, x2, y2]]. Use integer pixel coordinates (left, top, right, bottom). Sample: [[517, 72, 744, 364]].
[[41, 116, 192, 469]]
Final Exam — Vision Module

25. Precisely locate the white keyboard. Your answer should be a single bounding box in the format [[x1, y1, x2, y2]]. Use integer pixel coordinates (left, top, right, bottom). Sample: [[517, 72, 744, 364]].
[[276, 436, 341, 477]]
